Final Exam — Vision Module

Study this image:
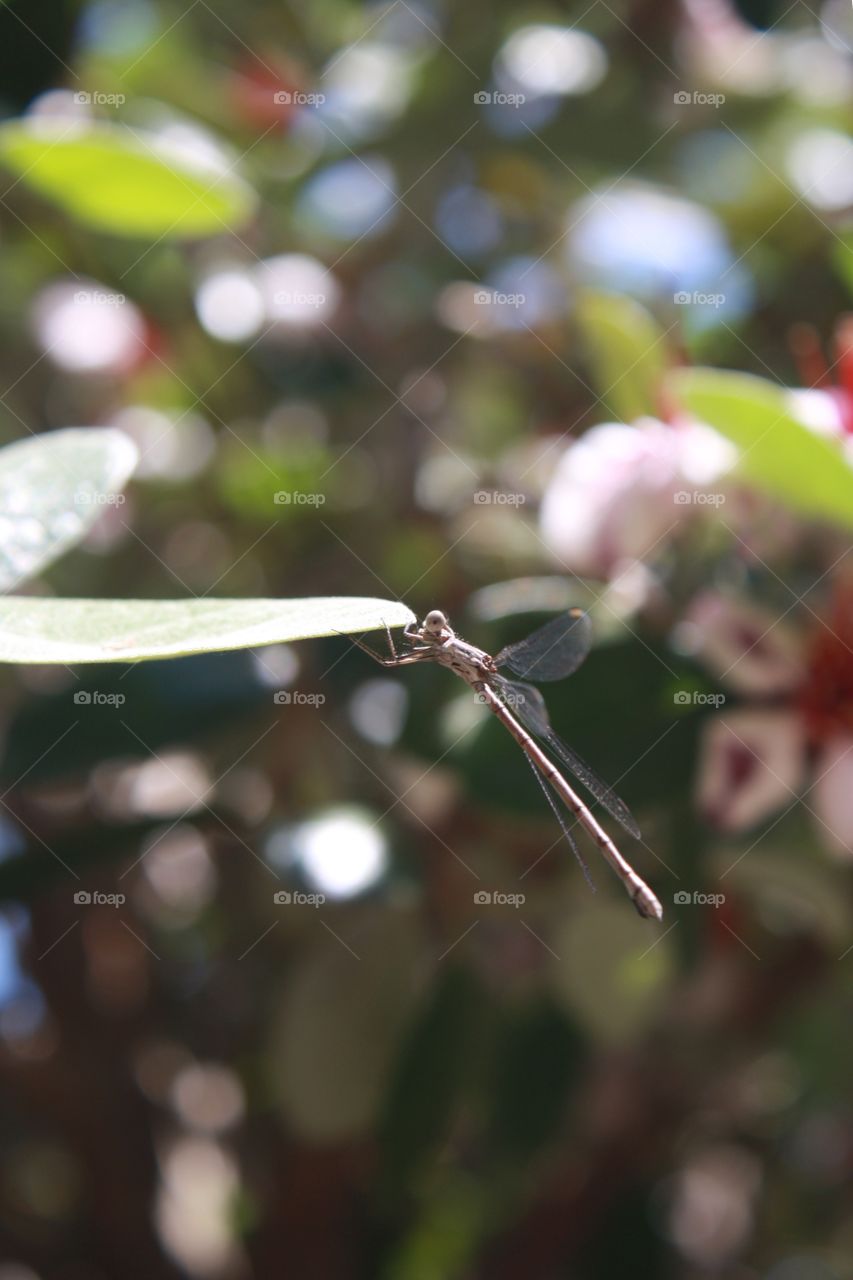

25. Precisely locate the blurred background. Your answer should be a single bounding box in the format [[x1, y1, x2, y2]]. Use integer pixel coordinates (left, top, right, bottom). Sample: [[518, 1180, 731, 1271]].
[[1, 0, 853, 1276]]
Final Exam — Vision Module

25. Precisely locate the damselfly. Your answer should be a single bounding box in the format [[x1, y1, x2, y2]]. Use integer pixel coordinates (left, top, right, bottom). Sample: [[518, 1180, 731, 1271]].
[[352, 608, 662, 921]]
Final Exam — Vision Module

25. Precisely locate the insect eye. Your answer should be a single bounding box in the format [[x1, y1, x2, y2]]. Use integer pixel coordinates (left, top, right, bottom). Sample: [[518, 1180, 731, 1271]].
[[424, 610, 446, 630]]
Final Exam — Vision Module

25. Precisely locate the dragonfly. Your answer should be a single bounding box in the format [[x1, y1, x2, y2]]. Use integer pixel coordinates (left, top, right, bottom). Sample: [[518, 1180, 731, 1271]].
[[351, 607, 662, 921]]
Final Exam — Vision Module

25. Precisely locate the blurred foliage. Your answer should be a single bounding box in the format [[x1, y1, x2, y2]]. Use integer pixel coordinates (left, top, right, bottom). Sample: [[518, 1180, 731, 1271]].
[[0, 593, 414, 662], [0, 0, 852, 1277], [674, 367, 853, 529], [0, 427, 137, 590], [0, 122, 257, 237]]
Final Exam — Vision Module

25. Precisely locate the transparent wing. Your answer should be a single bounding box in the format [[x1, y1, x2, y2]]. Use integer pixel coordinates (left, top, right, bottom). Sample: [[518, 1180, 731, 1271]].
[[495, 677, 551, 735], [495, 677, 642, 841], [523, 753, 595, 889], [495, 608, 592, 682], [544, 730, 642, 842]]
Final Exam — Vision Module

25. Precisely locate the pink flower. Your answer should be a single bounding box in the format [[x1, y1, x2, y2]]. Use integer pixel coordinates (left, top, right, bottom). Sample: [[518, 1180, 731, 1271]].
[[697, 710, 804, 833], [787, 317, 853, 441], [688, 589, 853, 853], [539, 418, 735, 578]]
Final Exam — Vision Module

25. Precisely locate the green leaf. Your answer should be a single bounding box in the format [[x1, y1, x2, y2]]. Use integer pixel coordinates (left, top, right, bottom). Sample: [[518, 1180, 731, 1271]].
[[832, 232, 853, 300], [671, 367, 853, 530], [0, 597, 415, 664], [0, 121, 256, 238], [482, 998, 583, 1162], [376, 965, 489, 1196], [576, 292, 669, 422], [0, 428, 138, 592], [550, 901, 673, 1044]]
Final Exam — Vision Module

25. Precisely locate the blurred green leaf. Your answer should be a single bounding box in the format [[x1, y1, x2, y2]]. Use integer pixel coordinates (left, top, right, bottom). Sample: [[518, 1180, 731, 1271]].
[[380, 1172, 488, 1280], [270, 911, 429, 1142], [0, 650, 270, 786], [0, 427, 138, 591], [576, 292, 668, 423], [377, 965, 490, 1196], [0, 815, 161, 902], [216, 443, 332, 522], [0, 121, 256, 237], [672, 368, 853, 530], [832, 232, 853, 299], [0, 596, 415, 663], [785, 987, 853, 1099], [550, 901, 673, 1043], [483, 997, 583, 1163]]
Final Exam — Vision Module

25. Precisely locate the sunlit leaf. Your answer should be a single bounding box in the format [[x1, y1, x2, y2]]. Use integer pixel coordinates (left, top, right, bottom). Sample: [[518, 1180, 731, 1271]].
[[0, 120, 256, 238], [833, 232, 853, 300], [270, 911, 428, 1142], [549, 900, 672, 1043], [0, 596, 415, 663], [672, 368, 853, 530], [0, 428, 138, 592], [576, 292, 669, 423]]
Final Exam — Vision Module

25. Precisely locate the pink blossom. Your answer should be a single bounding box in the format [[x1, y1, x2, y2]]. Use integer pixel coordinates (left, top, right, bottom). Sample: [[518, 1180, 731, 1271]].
[[697, 710, 803, 833], [684, 593, 801, 696], [539, 418, 735, 578], [688, 591, 853, 856]]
